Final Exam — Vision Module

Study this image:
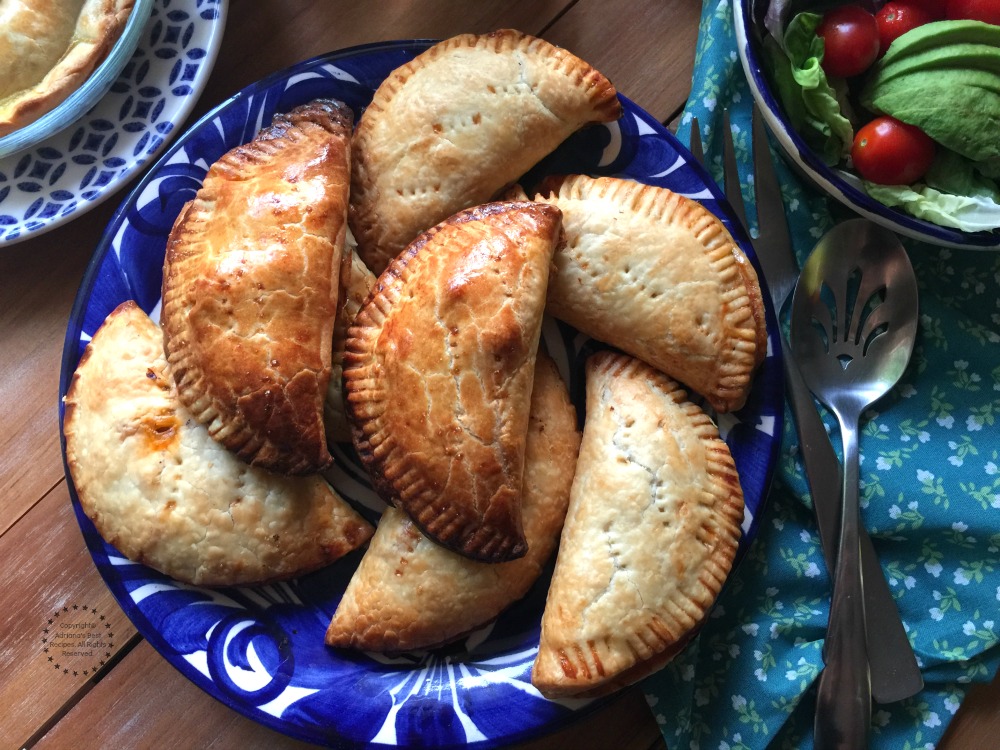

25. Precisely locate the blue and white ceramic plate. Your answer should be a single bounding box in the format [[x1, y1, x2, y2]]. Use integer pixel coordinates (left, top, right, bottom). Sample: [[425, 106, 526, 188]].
[[0, 0, 226, 247], [59, 42, 784, 749], [735, 0, 1000, 251]]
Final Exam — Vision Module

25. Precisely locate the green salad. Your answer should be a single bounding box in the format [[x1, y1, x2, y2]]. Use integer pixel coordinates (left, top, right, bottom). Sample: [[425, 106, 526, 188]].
[[762, 1, 1000, 233]]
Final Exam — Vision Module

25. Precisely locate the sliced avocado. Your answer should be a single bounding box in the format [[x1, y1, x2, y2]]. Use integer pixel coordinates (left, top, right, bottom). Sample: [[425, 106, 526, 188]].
[[867, 43, 1000, 88], [868, 73, 1000, 161], [878, 19, 1000, 67]]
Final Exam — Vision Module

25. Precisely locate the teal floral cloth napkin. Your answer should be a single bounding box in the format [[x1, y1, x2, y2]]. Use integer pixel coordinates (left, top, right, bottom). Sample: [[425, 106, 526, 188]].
[[641, 2, 1000, 748]]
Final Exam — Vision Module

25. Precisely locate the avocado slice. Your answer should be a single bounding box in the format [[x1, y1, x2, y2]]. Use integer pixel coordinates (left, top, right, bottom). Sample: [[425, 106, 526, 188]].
[[878, 19, 1000, 66], [866, 71, 1000, 161], [866, 43, 1000, 88]]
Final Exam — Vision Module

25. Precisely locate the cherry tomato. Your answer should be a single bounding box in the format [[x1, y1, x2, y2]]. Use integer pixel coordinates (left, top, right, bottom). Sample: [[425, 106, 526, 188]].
[[904, 0, 947, 18], [946, 0, 1000, 23], [817, 5, 881, 78], [852, 116, 937, 185], [876, 3, 938, 52]]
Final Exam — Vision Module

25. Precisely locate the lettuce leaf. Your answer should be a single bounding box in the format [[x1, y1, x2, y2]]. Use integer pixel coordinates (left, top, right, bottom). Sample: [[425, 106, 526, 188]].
[[763, 12, 854, 165], [925, 150, 1000, 202], [864, 181, 1000, 232]]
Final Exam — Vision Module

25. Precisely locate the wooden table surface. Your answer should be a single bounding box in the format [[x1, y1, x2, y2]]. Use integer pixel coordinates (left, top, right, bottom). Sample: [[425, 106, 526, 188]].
[[2, 1, 998, 748]]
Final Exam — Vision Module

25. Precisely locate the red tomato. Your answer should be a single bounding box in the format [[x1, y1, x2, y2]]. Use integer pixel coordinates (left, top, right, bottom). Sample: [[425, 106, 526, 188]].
[[946, 0, 1000, 23], [876, 3, 938, 52], [905, 0, 947, 18], [852, 116, 937, 185], [817, 5, 881, 78]]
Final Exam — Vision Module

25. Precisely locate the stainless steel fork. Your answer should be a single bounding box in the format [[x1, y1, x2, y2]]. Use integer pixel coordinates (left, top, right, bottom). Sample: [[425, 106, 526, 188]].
[[689, 106, 923, 703]]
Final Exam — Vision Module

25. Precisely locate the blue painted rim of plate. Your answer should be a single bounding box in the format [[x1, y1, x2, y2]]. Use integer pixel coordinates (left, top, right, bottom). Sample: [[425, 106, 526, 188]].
[[734, 0, 1000, 251], [58, 40, 784, 749]]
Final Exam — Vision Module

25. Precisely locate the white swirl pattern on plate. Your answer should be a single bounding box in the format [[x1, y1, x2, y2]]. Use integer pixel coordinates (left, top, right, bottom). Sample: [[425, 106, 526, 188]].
[[59, 42, 784, 748], [0, 0, 226, 246]]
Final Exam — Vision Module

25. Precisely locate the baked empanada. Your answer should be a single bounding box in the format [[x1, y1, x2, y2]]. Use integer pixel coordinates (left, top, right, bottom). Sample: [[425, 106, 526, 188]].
[[324, 236, 378, 445], [532, 351, 744, 698], [344, 201, 562, 563], [525, 174, 767, 413], [326, 351, 580, 652], [63, 302, 374, 587], [162, 99, 353, 475], [0, 0, 134, 136], [349, 29, 621, 273]]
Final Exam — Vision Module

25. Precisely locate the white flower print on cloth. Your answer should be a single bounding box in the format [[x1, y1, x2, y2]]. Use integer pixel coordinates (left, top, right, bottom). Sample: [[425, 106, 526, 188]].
[[642, 1, 1000, 748]]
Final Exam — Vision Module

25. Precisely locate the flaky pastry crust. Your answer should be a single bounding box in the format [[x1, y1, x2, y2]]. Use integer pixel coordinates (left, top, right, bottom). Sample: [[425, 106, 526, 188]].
[[532, 352, 744, 698], [326, 351, 580, 652], [0, 0, 135, 135], [162, 99, 353, 475], [63, 302, 374, 587], [349, 28, 620, 273], [527, 174, 767, 413], [343, 201, 562, 563]]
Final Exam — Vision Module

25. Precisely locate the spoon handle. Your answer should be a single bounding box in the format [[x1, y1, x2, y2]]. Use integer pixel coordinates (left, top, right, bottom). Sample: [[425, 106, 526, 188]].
[[780, 336, 922, 702], [814, 415, 871, 750]]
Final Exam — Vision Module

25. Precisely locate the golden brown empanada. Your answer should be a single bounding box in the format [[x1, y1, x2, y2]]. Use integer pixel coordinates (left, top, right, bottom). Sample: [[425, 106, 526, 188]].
[[532, 351, 744, 698], [349, 29, 621, 273], [62, 301, 374, 587], [525, 174, 767, 413], [343, 200, 562, 563], [0, 0, 134, 136], [162, 99, 353, 475], [324, 235, 378, 445], [326, 351, 580, 652]]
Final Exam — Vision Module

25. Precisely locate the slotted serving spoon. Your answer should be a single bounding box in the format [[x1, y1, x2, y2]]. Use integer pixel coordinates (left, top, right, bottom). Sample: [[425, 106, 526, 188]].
[[790, 220, 919, 750]]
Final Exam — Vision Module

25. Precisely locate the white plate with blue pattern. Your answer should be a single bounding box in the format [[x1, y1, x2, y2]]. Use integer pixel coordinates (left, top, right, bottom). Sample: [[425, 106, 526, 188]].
[[0, 0, 226, 247], [59, 41, 785, 749]]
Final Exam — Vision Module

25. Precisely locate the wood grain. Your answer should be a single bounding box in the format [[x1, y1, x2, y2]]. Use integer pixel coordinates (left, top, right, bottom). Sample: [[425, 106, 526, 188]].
[[545, 0, 701, 122], [0, 200, 125, 536], [0, 481, 137, 750]]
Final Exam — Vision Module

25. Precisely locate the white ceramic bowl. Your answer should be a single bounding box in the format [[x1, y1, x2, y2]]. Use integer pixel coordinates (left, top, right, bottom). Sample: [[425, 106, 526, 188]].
[[734, 0, 1000, 251], [0, 0, 155, 159]]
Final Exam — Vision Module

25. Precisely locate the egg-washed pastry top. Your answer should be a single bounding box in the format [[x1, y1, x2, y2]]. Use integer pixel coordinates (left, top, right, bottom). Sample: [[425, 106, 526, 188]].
[[349, 28, 620, 273], [0, 0, 135, 136], [532, 351, 744, 698], [523, 174, 767, 413], [161, 99, 353, 476], [326, 350, 580, 652], [62, 301, 374, 587], [343, 200, 561, 563]]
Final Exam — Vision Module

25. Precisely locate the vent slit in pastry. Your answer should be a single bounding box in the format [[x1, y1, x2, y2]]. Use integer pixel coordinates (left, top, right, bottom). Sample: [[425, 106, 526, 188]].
[[63, 301, 374, 587], [532, 351, 744, 698], [162, 99, 353, 475], [344, 201, 562, 563], [349, 29, 620, 273]]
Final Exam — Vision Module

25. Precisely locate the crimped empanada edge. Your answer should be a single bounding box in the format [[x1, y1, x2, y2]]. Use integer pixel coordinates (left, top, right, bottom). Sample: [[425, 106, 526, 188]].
[[532, 352, 744, 698], [532, 174, 764, 413]]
